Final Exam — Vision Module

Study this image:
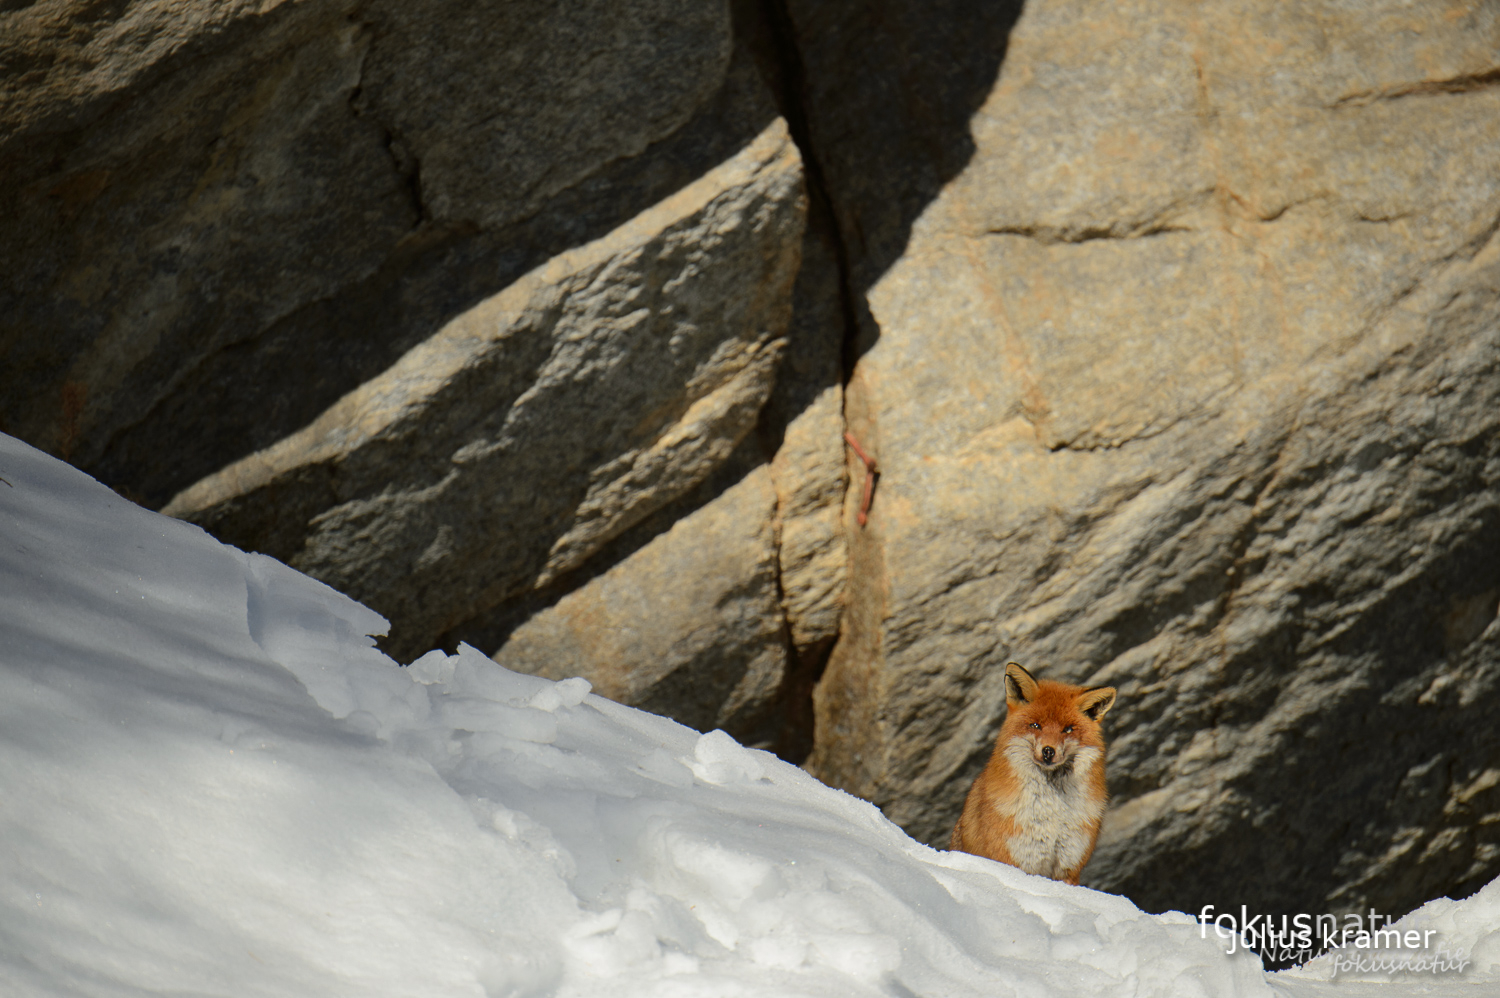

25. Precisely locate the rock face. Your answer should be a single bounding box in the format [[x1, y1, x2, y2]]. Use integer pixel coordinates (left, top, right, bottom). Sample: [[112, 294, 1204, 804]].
[[8, 0, 1500, 941], [164, 120, 806, 662], [493, 463, 791, 749], [792, 0, 1500, 930], [0, 0, 733, 504]]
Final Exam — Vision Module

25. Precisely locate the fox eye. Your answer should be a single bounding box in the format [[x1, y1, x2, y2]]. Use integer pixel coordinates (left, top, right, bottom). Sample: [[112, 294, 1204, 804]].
[[1029, 722, 1041, 730], [1063, 725, 1074, 734]]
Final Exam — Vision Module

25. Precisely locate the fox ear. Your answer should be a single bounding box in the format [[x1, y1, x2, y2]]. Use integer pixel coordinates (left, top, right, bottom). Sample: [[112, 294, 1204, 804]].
[[1004, 662, 1040, 706], [1077, 687, 1117, 721]]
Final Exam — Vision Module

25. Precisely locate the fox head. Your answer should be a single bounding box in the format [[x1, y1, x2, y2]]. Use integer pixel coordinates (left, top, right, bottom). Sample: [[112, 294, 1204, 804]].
[[999, 661, 1116, 774]]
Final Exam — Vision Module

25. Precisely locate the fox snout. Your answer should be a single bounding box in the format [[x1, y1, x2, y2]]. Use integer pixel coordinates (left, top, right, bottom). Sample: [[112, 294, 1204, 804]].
[[1029, 737, 1069, 768]]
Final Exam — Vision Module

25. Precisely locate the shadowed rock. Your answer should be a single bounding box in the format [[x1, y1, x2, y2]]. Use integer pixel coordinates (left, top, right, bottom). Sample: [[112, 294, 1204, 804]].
[[165, 122, 806, 661], [0, 0, 735, 504]]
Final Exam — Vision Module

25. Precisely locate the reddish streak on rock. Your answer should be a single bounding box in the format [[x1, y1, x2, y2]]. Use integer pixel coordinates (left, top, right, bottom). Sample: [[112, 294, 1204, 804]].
[[844, 431, 878, 527]]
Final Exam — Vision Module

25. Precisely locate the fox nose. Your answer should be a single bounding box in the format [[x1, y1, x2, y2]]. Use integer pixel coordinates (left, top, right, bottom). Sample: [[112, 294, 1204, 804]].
[[1041, 746, 1055, 765]]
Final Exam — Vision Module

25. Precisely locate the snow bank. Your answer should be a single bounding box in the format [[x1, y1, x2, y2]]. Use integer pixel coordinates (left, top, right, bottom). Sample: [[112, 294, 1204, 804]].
[[1273, 877, 1500, 995], [0, 430, 1491, 997]]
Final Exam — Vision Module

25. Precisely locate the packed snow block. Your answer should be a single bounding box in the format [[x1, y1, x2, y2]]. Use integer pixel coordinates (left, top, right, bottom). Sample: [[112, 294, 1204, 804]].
[[2, 430, 1350, 997], [791, 0, 1500, 926], [0, 433, 580, 998], [161, 121, 806, 661], [1279, 877, 1500, 985]]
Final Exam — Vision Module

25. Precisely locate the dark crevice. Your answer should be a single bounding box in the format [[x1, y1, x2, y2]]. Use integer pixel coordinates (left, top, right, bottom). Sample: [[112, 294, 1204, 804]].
[[744, 0, 867, 390], [358, 106, 428, 229], [774, 635, 835, 764], [988, 222, 1193, 245], [345, 14, 430, 230], [1331, 66, 1500, 107], [736, 0, 1024, 792], [730, 0, 865, 764]]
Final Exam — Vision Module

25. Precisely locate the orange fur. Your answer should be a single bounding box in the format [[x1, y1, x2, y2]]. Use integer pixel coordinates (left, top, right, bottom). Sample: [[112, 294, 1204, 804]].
[[949, 663, 1116, 885]]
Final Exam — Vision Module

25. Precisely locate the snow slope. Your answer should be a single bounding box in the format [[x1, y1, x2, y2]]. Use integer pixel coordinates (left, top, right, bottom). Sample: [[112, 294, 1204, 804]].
[[0, 430, 1493, 997]]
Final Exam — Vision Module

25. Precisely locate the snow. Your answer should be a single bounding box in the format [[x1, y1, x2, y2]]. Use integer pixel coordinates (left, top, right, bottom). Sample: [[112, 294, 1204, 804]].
[[1272, 878, 1500, 998], [0, 428, 1494, 997]]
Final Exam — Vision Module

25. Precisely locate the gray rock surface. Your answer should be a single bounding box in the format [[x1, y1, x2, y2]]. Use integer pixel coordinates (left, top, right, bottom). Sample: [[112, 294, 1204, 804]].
[[164, 120, 806, 661], [0, 0, 735, 506], [358, 0, 729, 230], [793, 0, 1500, 927]]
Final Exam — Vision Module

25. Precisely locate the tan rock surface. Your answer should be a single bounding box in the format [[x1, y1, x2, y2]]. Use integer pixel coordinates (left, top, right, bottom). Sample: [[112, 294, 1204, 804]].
[[493, 464, 789, 748], [769, 201, 849, 660], [771, 384, 847, 653], [802, 0, 1500, 923]]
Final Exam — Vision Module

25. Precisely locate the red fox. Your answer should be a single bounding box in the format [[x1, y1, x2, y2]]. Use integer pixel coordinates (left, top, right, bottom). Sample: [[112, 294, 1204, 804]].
[[949, 662, 1116, 885]]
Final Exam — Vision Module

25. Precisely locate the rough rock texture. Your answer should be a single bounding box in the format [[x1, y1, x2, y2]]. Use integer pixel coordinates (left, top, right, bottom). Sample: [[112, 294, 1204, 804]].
[[791, 0, 1500, 928], [0, 0, 732, 504], [769, 200, 849, 662], [165, 120, 806, 661], [492, 463, 790, 749], [476, 191, 851, 754]]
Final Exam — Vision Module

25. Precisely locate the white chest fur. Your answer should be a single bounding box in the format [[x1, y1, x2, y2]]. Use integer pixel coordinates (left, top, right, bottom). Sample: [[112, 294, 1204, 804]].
[[996, 742, 1105, 879]]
